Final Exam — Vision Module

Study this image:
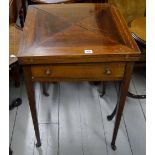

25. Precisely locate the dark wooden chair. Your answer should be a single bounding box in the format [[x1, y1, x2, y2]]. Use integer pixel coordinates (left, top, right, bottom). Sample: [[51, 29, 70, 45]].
[[9, 25, 22, 88], [9, 1, 27, 154], [9, 0, 26, 88]]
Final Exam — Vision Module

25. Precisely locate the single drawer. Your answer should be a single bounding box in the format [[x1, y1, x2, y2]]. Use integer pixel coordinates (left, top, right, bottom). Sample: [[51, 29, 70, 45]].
[[31, 63, 125, 81]]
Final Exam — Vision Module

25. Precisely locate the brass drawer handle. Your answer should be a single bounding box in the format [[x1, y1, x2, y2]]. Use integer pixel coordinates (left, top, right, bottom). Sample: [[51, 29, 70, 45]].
[[104, 68, 111, 75], [45, 69, 51, 75]]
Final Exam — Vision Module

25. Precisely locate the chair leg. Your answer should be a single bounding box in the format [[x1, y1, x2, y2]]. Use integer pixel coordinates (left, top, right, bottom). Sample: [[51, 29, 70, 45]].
[[42, 83, 49, 96], [107, 103, 117, 121], [99, 81, 106, 97], [127, 91, 146, 99], [10, 64, 20, 88], [9, 98, 22, 111], [106, 88, 146, 121], [19, 8, 24, 28], [9, 147, 13, 155], [107, 82, 121, 121]]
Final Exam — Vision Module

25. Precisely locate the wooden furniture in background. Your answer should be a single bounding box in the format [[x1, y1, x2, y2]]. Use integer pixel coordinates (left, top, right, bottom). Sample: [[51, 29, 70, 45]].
[[130, 17, 146, 46], [128, 16, 146, 99], [9, 0, 26, 87], [9, 1, 26, 154], [9, 0, 27, 87], [129, 16, 146, 67], [9, 0, 27, 28], [28, 0, 82, 4], [9, 25, 22, 87], [18, 3, 140, 150], [9, 0, 18, 23], [108, 0, 146, 23]]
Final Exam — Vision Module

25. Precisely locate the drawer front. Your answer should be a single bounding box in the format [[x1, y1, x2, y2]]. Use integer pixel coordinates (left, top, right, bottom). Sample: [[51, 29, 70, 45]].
[[31, 63, 125, 81]]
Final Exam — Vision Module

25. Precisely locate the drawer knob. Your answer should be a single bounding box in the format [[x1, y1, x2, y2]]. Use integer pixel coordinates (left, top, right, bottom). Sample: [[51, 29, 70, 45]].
[[45, 69, 51, 75], [104, 68, 111, 75]]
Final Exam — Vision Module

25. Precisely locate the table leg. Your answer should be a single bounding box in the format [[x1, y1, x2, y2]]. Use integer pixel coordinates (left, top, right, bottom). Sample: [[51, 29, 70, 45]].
[[23, 66, 41, 147], [111, 62, 134, 150]]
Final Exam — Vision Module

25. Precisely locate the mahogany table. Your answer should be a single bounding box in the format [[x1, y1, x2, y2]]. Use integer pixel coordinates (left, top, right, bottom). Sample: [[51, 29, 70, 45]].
[[18, 3, 140, 150]]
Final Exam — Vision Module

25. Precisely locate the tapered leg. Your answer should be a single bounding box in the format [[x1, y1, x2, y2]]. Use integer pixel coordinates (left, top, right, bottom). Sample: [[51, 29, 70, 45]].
[[42, 82, 49, 96], [111, 62, 134, 150], [99, 81, 106, 97], [23, 66, 41, 147]]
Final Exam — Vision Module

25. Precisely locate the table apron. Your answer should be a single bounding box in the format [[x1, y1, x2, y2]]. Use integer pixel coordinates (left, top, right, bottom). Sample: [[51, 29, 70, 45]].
[[31, 62, 126, 82]]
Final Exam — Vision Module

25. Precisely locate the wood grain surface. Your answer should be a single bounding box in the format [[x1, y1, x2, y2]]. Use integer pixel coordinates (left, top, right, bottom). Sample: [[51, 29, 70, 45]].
[[31, 63, 125, 81], [18, 3, 140, 64]]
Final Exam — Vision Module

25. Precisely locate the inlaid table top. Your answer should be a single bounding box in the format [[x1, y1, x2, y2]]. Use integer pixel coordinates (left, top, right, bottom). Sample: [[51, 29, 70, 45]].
[[18, 3, 140, 64]]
